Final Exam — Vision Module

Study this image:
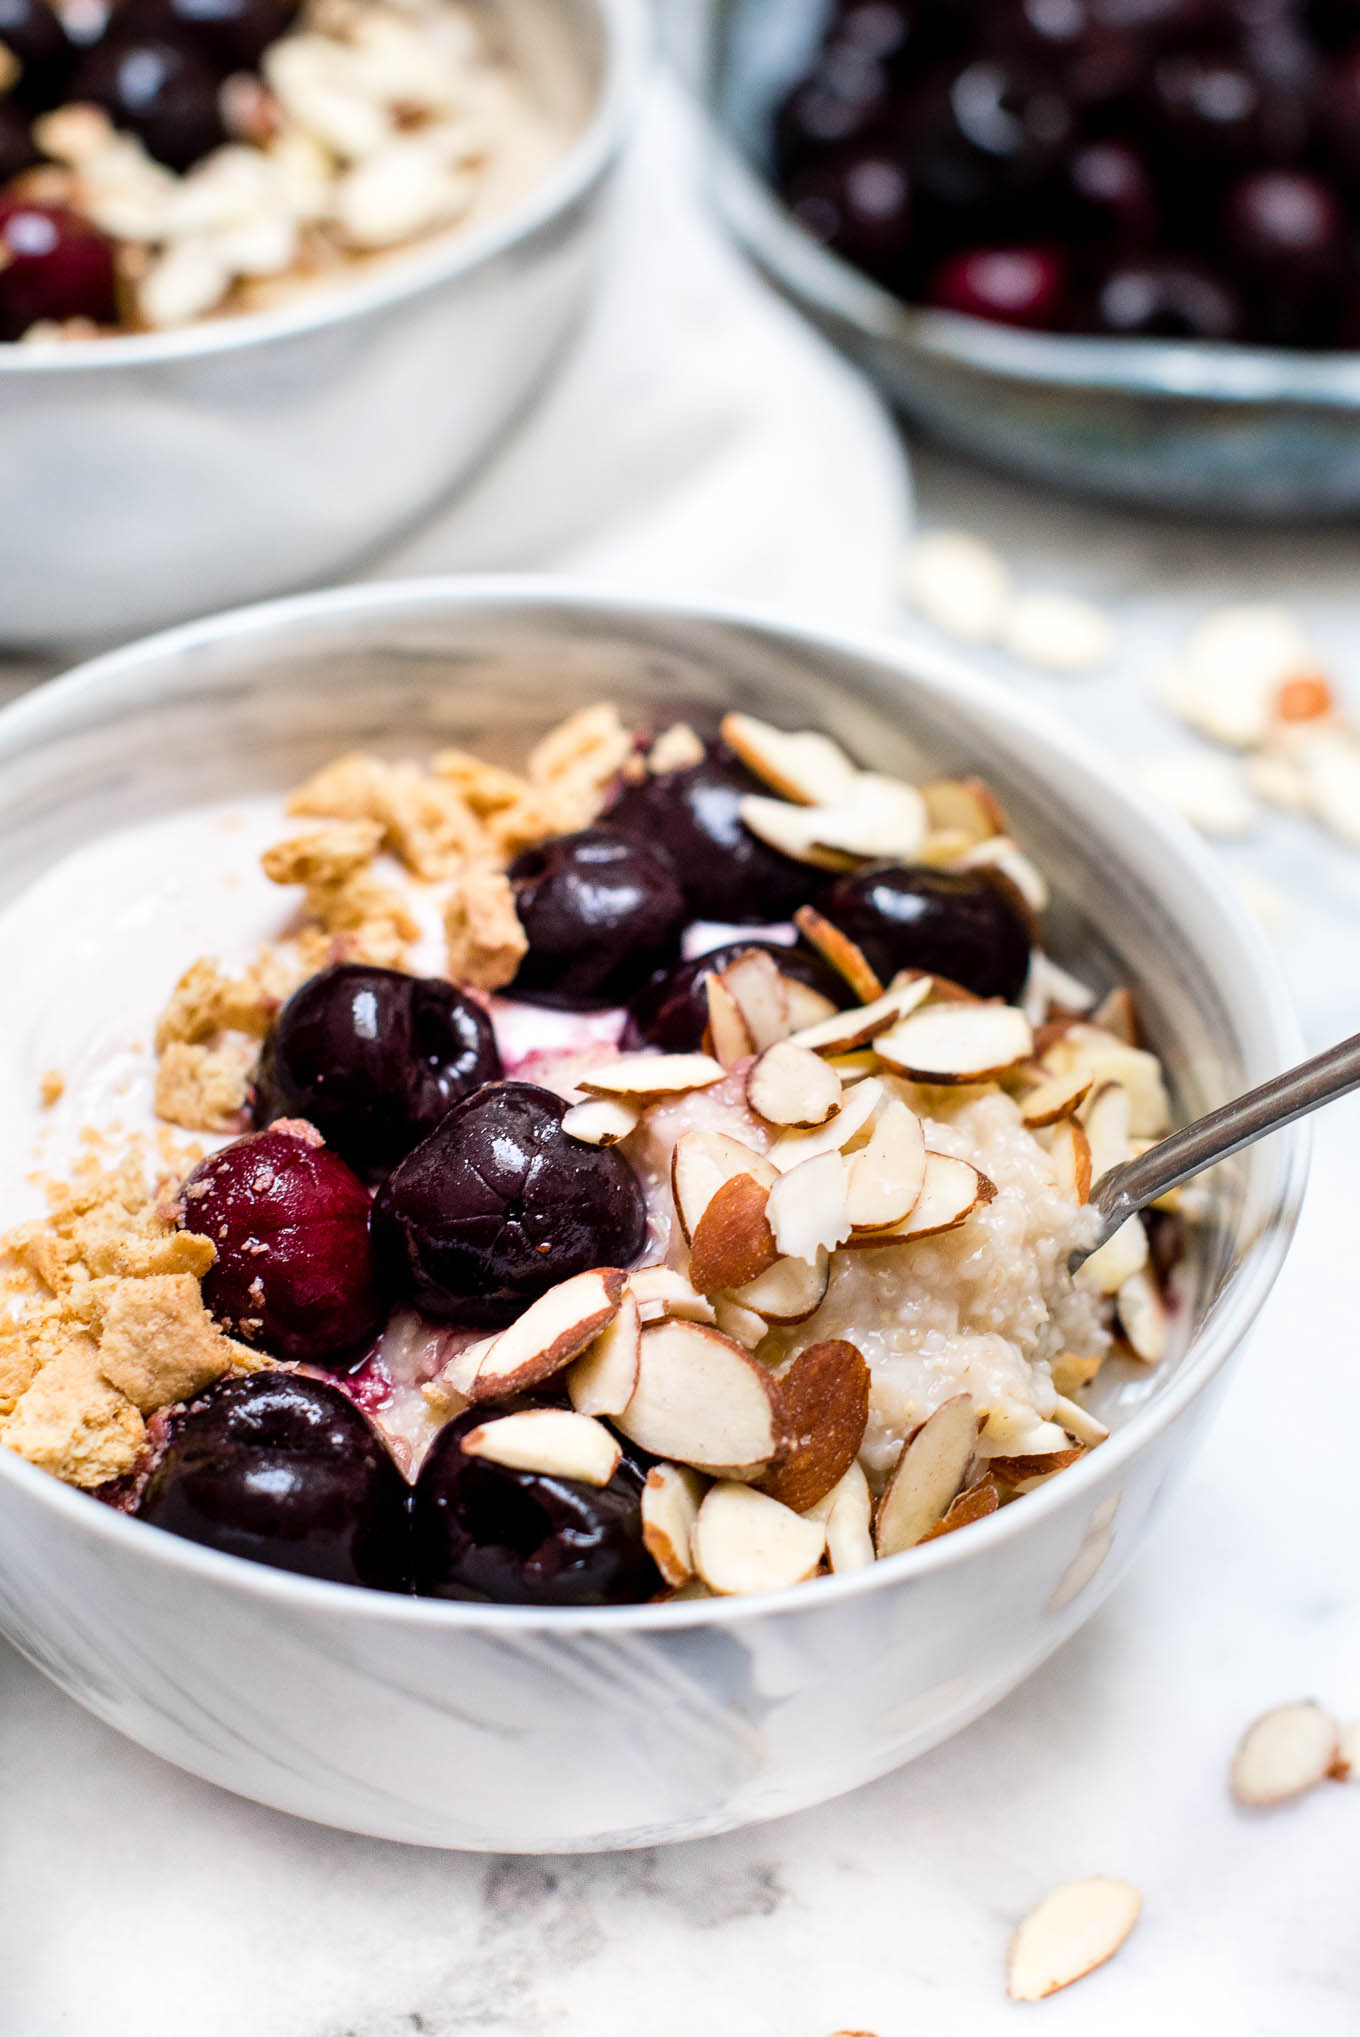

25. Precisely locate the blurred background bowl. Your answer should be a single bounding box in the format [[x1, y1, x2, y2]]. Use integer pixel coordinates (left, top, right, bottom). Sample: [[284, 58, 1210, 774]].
[[695, 0, 1360, 521], [0, 0, 647, 651]]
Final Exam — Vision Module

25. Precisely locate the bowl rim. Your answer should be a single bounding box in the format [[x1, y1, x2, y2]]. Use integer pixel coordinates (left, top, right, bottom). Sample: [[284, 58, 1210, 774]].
[[0, 573, 1309, 1633], [710, 128, 1360, 409], [0, 0, 650, 377]]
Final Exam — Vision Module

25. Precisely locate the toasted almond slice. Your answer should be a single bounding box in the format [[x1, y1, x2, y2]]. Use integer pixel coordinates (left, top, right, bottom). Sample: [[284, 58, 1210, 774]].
[[767, 1150, 852, 1263], [1050, 1392, 1109, 1447], [916, 826, 978, 868], [1230, 1700, 1341, 1808], [846, 1095, 927, 1231], [921, 774, 1008, 846], [807, 774, 928, 863], [842, 1150, 992, 1248], [874, 1394, 979, 1557], [1051, 1350, 1103, 1396], [920, 1472, 1001, 1542], [825, 1481, 876, 1572], [1030, 951, 1099, 1018], [730, 1247, 830, 1324], [1020, 1069, 1092, 1128], [434, 1334, 497, 1404], [1093, 985, 1139, 1044], [781, 975, 839, 1031], [468, 1269, 626, 1403], [1079, 1213, 1149, 1297], [1115, 1266, 1167, 1363], [641, 1462, 706, 1587], [1083, 1079, 1133, 1182], [1007, 1877, 1142, 2002], [760, 1339, 870, 1514], [1041, 1024, 1171, 1138], [980, 1407, 1072, 1456], [788, 974, 931, 1057], [769, 1077, 883, 1172], [615, 1320, 780, 1474], [736, 795, 862, 871], [627, 1264, 716, 1324], [462, 1409, 621, 1486], [704, 971, 755, 1069], [688, 1173, 779, 1295], [718, 948, 793, 1051], [671, 1129, 778, 1243], [693, 1481, 827, 1596], [988, 1446, 1085, 1487], [568, 1289, 641, 1417], [580, 1052, 724, 1100], [956, 834, 1049, 917], [719, 712, 860, 807], [712, 1295, 769, 1349], [561, 1096, 641, 1147], [1046, 1115, 1093, 1203], [747, 1039, 843, 1129], [875, 1002, 1033, 1083], [793, 905, 885, 1002]]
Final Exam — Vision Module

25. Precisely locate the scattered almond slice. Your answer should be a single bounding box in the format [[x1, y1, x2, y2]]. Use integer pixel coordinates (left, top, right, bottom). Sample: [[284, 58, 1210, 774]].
[[579, 1052, 724, 1100], [1092, 985, 1139, 1044], [567, 1290, 641, 1417], [954, 834, 1049, 919], [842, 1150, 992, 1247], [1051, 1392, 1109, 1447], [1079, 1213, 1149, 1297], [461, 1409, 621, 1487], [614, 1320, 780, 1475], [641, 1462, 707, 1587], [627, 1265, 717, 1325], [825, 1479, 876, 1572], [720, 712, 859, 807], [921, 775, 1007, 846], [769, 1077, 883, 1172], [806, 775, 929, 863], [1007, 1877, 1142, 2002], [874, 1394, 979, 1557], [1020, 1069, 1092, 1128], [920, 1473, 1001, 1541], [693, 1481, 827, 1596], [687, 1173, 779, 1295], [760, 1339, 870, 1514], [979, 1407, 1072, 1456], [1230, 1700, 1341, 1808], [747, 1040, 843, 1129], [736, 795, 862, 872], [988, 1446, 1085, 1488], [672, 1129, 778, 1243], [767, 1151, 852, 1263], [1032, 953, 1099, 1017], [781, 975, 840, 1031], [712, 1295, 769, 1349], [561, 1097, 641, 1147], [1083, 1080, 1133, 1182], [717, 948, 793, 1051], [845, 1095, 927, 1231], [874, 1002, 1032, 1083], [1115, 1267, 1168, 1363], [1045, 1116, 1093, 1203], [802, 1458, 871, 1524], [793, 905, 885, 1002], [730, 1247, 831, 1324], [704, 972, 755, 1068], [1051, 1351, 1103, 1396], [1041, 1025, 1170, 1138], [904, 528, 1012, 642], [787, 975, 931, 1056], [467, 1269, 626, 1404]]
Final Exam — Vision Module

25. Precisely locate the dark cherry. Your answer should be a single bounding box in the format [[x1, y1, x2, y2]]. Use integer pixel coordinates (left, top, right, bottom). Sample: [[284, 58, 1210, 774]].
[[180, 1124, 384, 1367], [111, 0, 299, 71], [0, 103, 39, 185], [507, 827, 687, 1012], [71, 35, 225, 171], [371, 1082, 647, 1330], [1320, 44, 1360, 180], [814, 865, 1033, 1001], [787, 151, 914, 275], [621, 940, 850, 1054], [0, 0, 74, 107], [1143, 49, 1307, 163], [1088, 254, 1246, 337], [411, 1409, 657, 1606], [1223, 167, 1346, 279], [138, 1372, 410, 1591], [606, 741, 824, 924], [0, 200, 115, 339], [775, 42, 894, 172], [909, 59, 1074, 211], [253, 963, 502, 1184], [926, 243, 1069, 326], [994, 1, 1149, 114], [1064, 139, 1159, 244]]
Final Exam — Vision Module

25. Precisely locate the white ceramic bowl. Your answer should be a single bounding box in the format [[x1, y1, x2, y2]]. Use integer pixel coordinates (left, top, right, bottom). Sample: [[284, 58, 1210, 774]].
[[0, 0, 647, 652], [0, 579, 1305, 1852]]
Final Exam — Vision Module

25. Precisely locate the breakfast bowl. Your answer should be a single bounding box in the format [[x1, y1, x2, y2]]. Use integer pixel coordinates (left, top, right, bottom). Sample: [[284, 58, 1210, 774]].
[[0, 0, 646, 651], [697, 0, 1360, 519], [0, 577, 1304, 1851]]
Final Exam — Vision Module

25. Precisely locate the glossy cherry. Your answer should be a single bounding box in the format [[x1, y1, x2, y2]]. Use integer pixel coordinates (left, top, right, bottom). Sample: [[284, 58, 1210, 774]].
[[926, 243, 1068, 325], [775, 42, 894, 171], [111, 0, 299, 71], [411, 1409, 658, 1606], [253, 963, 502, 1183], [507, 826, 687, 1011], [1064, 139, 1159, 245], [0, 200, 116, 339], [180, 1123, 384, 1367], [1088, 255, 1246, 337], [138, 1372, 411, 1590], [622, 939, 850, 1054], [787, 151, 914, 275], [72, 35, 225, 171], [909, 58, 1074, 212], [371, 1082, 647, 1329], [814, 865, 1033, 1001], [1223, 167, 1345, 280]]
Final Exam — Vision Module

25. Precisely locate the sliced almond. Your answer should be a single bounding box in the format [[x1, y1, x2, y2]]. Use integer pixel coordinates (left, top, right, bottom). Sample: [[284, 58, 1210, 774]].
[[767, 1150, 851, 1263], [579, 1052, 724, 1101], [781, 975, 840, 1031], [916, 826, 978, 868], [988, 1446, 1085, 1487], [788, 974, 931, 1057], [760, 1339, 870, 1514], [808, 774, 928, 862], [730, 1247, 831, 1324], [671, 1129, 777, 1244], [567, 1289, 641, 1417], [467, 1269, 626, 1404], [920, 1472, 1001, 1542], [1007, 1877, 1142, 2002], [615, 1320, 780, 1475], [719, 711, 860, 807], [769, 1077, 883, 1172], [1050, 1392, 1109, 1447], [793, 905, 885, 1002], [461, 1409, 621, 1486], [955, 834, 1049, 918], [561, 1096, 641, 1147], [627, 1264, 716, 1325], [718, 948, 793, 1051], [825, 1479, 876, 1572], [1230, 1700, 1341, 1808], [712, 1295, 769, 1350], [1079, 1213, 1149, 1297], [1045, 1116, 1092, 1203], [921, 774, 1008, 846], [704, 971, 755, 1069], [1051, 1351, 1103, 1396], [1115, 1267, 1167, 1363], [842, 1150, 992, 1248], [1019, 1069, 1092, 1128], [1083, 1079, 1133, 1183], [747, 1039, 843, 1129], [874, 1394, 979, 1557], [693, 1481, 827, 1596], [640, 1461, 706, 1587], [1029, 951, 1099, 1018], [845, 1095, 927, 1231], [687, 1173, 779, 1295], [1093, 985, 1139, 1044], [736, 795, 861, 872], [979, 1408, 1072, 1457], [1041, 1025, 1171, 1138], [875, 1002, 1033, 1083]]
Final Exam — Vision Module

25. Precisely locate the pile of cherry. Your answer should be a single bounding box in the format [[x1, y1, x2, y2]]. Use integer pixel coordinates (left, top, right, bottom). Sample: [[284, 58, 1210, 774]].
[[0, 0, 297, 338], [139, 737, 1034, 1605], [773, 0, 1360, 347]]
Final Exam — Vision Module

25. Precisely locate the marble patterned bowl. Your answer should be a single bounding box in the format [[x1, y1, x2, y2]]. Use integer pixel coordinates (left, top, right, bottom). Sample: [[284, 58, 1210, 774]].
[[0, 579, 1306, 1852]]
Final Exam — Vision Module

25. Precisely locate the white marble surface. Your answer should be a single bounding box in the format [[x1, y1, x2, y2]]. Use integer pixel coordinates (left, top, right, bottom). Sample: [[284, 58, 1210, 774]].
[[6, 87, 1360, 2037]]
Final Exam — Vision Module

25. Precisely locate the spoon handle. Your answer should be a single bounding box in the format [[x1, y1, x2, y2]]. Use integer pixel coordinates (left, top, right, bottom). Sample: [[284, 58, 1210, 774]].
[[1081, 1029, 1360, 1261]]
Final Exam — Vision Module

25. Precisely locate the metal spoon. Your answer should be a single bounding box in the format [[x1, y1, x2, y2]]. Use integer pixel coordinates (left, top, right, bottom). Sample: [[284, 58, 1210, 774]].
[[1072, 1029, 1360, 1270]]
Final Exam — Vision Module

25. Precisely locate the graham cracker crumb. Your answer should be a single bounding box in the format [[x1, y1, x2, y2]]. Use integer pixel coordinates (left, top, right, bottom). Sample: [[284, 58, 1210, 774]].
[[94, 1272, 253, 1414], [444, 864, 527, 992], [647, 722, 705, 774], [262, 819, 420, 970], [154, 954, 288, 1054], [155, 1038, 256, 1134], [526, 703, 632, 832], [261, 817, 384, 890], [39, 1070, 65, 1109], [285, 755, 490, 881], [0, 1326, 146, 1489]]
